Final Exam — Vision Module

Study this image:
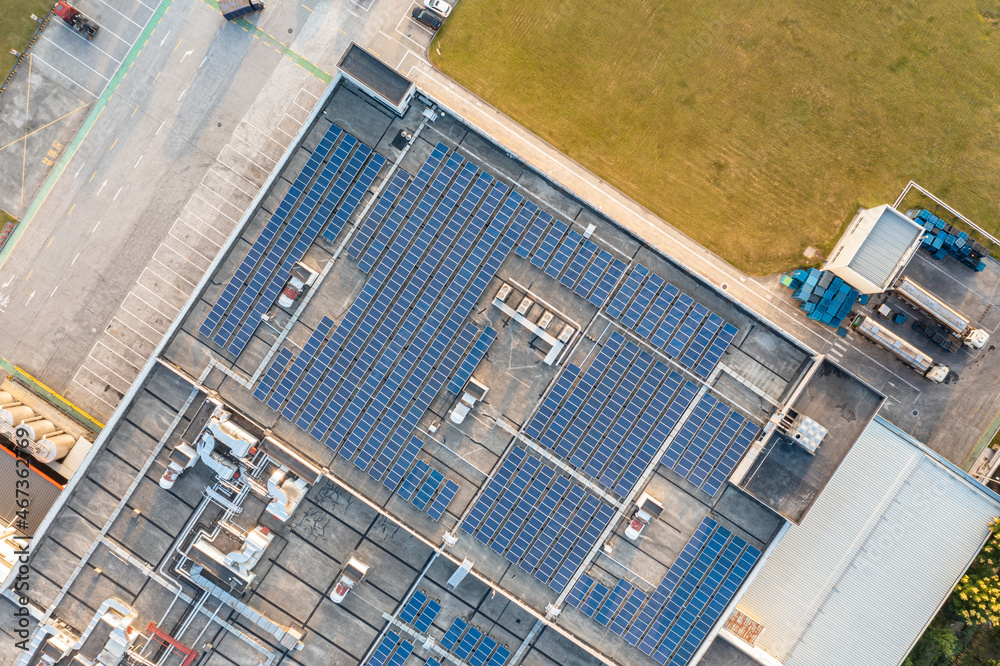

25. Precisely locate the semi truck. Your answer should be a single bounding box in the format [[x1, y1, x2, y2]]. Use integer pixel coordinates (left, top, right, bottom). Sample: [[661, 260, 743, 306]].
[[218, 0, 265, 20], [852, 314, 949, 383], [53, 1, 99, 39], [893, 275, 989, 349]]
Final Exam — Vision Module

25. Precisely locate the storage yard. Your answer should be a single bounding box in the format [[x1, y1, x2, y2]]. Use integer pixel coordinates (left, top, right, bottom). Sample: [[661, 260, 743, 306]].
[[430, 0, 1000, 274]]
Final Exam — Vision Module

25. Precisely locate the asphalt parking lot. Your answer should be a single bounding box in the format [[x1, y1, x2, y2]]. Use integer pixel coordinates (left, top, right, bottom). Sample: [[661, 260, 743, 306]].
[[0, 0, 160, 219]]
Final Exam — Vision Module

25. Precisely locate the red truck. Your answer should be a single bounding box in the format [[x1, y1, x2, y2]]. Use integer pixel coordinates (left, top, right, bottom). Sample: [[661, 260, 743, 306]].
[[53, 1, 99, 40]]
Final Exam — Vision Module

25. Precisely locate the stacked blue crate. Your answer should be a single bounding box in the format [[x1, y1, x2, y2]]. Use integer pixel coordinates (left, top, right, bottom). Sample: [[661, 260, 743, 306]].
[[913, 209, 988, 271], [782, 268, 859, 329]]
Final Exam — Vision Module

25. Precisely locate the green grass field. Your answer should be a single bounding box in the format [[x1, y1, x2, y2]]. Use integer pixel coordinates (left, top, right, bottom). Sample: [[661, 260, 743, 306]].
[[431, 0, 1000, 275], [0, 0, 54, 80]]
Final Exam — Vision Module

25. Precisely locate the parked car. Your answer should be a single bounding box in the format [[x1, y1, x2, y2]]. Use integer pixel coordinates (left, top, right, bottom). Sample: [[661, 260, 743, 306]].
[[624, 493, 663, 541], [277, 263, 317, 308], [411, 7, 442, 29], [423, 0, 452, 16]]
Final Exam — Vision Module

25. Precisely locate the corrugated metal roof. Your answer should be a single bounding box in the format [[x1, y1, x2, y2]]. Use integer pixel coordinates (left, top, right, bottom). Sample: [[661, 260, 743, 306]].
[[847, 208, 922, 289], [737, 417, 1000, 666]]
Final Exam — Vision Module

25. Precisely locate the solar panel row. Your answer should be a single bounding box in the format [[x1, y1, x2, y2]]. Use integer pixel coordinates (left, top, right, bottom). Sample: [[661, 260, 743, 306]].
[[367, 631, 413, 666], [661, 394, 761, 496], [398, 589, 442, 634], [438, 617, 511, 666], [510, 209, 740, 378], [222, 134, 362, 354], [347, 170, 410, 260], [447, 326, 498, 394], [200, 123, 343, 342], [462, 445, 617, 594], [523, 331, 702, 499], [396, 463, 460, 520], [253, 348, 294, 402], [264, 317, 335, 410], [574, 517, 760, 666]]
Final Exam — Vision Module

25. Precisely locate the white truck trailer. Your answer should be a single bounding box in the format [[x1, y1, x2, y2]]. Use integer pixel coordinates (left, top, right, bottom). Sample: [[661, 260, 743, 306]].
[[894, 275, 989, 349], [852, 314, 949, 383]]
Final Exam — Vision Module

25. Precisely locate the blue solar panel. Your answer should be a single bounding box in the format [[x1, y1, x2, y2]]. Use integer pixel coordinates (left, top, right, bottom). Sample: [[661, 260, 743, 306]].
[[470, 636, 497, 666], [610, 588, 647, 636], [652, 293, 693, 349], [545, 229, 581, 279], [695, 322, 738, 379], [622, 272, 664, 330], [520, 483, 584, 572], [463, 447, 527, 534], [535, 494, 599, 585], [662, 394, 717, 471], [383, 437, 422, 492], [596, 579, 632, 626], [567, 574, 594, 608], [398, 460, 430, 502], [440, 618, 467, 651], [412, 469, 445, 512], [531, 218, 566, 268], [679, 313, 723, 370], [576, 249, 611, 300], [675, 402, 731, 479], [455, 626, 482, 659], [492, 465, 554, 556], [387, 640, 413, 666], [369, 631, 400, 666], [515, 208, 548, 258], [253, 347, 294, 402], [507, 475, 569, 564], [550, 501, 616, 592], [689, 412, 744, 488], [665, 303, 709, 359], [702, 422, 759, 495], [477, 456, 540, 544], [580, 582, 609, 617], [562, 239, 597, 289], [524, 364, 581, 440], [486, 646, 511, 666], [568, 342, 641, 468], [348, 170, 410, 260], [399, 590, 426, 624], [448, 326, 498, 394], [589, 257, 626, 307], [427, 479, 459, 521], [267, 317, 334, 409], [414, 599, 441, 633], [323, 151, 387, 242], [636, 283, 678, 339], [606, 264, 648, 320]]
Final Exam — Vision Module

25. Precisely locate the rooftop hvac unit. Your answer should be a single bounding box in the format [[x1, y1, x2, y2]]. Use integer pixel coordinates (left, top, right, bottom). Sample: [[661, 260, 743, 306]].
[[786, 414, 828, 454]]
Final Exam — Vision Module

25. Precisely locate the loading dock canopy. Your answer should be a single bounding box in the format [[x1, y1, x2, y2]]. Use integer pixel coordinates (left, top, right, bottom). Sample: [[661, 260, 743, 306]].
[[823, 205, 923, 294]]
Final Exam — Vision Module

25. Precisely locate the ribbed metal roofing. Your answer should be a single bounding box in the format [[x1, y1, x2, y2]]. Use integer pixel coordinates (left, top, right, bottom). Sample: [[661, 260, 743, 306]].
[[847, 208, 922, 290], [736, 416, 1000, 666]]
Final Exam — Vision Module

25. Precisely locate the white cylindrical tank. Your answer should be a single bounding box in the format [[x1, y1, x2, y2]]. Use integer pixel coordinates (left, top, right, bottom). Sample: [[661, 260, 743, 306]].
[[30, 434, 76, 463], [16, 420, 59, 441], [0, 391, 15, 405]]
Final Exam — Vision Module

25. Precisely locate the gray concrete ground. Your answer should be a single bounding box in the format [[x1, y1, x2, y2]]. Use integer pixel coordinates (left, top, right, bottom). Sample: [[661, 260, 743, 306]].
[[0, 0, 157, 219]]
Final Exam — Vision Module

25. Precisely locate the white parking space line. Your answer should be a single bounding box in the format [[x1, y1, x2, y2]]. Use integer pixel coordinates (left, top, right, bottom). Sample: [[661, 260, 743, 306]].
[[28, 52, 100, 98], [168, 227, 217, 262], [141, 265, 191, 299], [53, 21, 122, 63], [96, 340, 142, 374], [158, 237, 211, 271], [227, 136, 276, 173], [110, 311, 161, 346], [173, 218, 222, 250], [69, 369, 118, 410], [81, 356, 133, 393], [40, 35, 111, 80], [97, 0, 144, 28], [193, 193, 237, 224], [127, 288, 177, 322], [151, 255, 196, 289]]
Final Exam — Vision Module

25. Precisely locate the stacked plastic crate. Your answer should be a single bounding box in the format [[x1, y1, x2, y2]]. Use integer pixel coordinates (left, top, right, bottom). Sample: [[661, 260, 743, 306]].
[[912, 209, 988, 271], [780, 268, 859, 329]]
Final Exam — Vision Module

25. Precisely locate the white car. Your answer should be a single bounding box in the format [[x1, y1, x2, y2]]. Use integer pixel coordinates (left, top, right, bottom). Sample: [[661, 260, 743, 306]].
[[424, 0, 451, 17], [624, 493, 663, 541], [277, 262, 317, 308]]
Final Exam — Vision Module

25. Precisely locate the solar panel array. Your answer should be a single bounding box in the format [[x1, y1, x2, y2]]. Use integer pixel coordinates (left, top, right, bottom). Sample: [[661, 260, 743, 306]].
[[398, 460, 461, 521], [366, 631, 414, 666], [523, 331, 697, 497], [567, 517, 761, 666], [447, 326, 498, 394], [439, 618, 511, 666], [243, 143, 540, 507], [660, 395, 760, 496], [514, 215, 738, 378], [398, 590, 442, 634], [462, 446, 618, 594], [201, 124, 387, 356]]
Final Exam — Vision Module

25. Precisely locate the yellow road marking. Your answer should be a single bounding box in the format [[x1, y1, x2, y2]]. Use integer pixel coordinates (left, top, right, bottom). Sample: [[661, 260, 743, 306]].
[[132, 104, 139, 117], [0, 103, 90, 154], [66, 204, 75, 217], [89, 170, 96, 183], [301, 3, 312, 10], [174, 37, 182, 51], [25, 269, 32, 280], [153, 71, 160, 83], [47, 235, 54, 247], [109, 137, 118, 151]]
